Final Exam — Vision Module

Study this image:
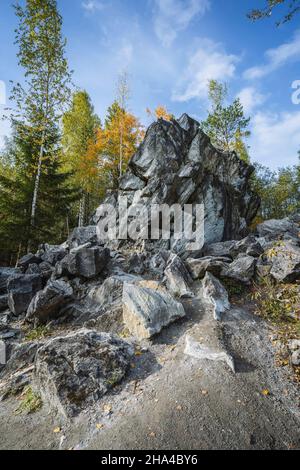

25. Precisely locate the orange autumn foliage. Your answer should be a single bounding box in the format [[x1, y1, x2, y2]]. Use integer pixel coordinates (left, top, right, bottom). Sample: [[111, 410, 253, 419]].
[[94, 102, 144, 189]]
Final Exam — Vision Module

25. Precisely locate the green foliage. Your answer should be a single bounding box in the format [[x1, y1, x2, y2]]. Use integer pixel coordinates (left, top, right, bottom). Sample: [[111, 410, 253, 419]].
[[201, 80, 251, 162], [62, 90, 101, 225], [0, 0, 77, 261], [0, 126, 78, 261], [24, 325, 51, 341], [251, 162, 300, 220], [15, 386, 43, 415], [248, 1, 300, 25]]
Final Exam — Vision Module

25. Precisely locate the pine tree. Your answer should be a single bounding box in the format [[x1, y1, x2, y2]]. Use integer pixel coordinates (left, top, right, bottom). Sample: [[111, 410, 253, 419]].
[[201, 80, 251, 162], [0, 124, 77, 262]]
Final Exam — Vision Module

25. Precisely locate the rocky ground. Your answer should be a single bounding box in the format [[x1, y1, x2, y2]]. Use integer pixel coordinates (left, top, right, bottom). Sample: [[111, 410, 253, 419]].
[[0, 115, 299, 450]]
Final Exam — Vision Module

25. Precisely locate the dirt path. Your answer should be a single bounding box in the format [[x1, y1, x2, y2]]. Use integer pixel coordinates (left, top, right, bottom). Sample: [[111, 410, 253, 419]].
[[0, 294, 299, 450]]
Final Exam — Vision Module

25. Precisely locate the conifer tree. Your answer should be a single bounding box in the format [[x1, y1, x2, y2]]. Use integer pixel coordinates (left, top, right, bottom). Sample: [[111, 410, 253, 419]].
[[0, 0, 76, 257], [201, 80, 251, 162]]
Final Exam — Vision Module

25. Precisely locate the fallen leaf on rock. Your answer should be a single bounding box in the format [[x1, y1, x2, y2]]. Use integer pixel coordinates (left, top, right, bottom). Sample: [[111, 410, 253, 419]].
[[103, 404, 112, 413]]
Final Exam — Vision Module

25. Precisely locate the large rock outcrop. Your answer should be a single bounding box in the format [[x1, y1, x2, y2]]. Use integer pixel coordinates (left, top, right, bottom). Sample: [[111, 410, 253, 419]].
[[34, 329, 134, 418], [93, 114, 260, 253]]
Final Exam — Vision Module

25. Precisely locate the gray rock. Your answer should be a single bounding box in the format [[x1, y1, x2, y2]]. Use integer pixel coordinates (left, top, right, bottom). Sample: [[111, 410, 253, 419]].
[[57, 245, 110, 280], [0, 268, 20, 295], [18, 253, 41, 270], [184, 336, 235, 372], [221, 255, 256, 284], [202, 272, 230, 321], [38, 262, 53, 280], [291, 350, 300, 366], [68, 226, 98, 249], [203, 241, 235, 259], [122, 282, 186, 340], [119, 171, 146, 191], [186, 256, 230, 280], [40, 244, 67, 266], [0, 295, 8, 312], [26, 264, 41, 275], [256, 218, 300, 242], [87, 273, 142, 311], [7, 274, 43, 316], [1, 342, 41, 377], [288, 339, 300, 352], [256, 259, 272, 279], [34, 329, 134, 418], [26, 280, 73, 325], [164, 254, 193, 298], [149, 251, 170, 276], [128, 253, 146, 275], [266, 241, 300, 283], [229, 235, 264, 258], [94, 114, 259, 251]]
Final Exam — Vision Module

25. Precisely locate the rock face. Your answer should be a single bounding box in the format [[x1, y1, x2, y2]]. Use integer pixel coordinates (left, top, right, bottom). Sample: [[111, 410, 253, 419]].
[[93, 115, 259, 251], [122, 282, 186, 340], [7, 274, 43, 316], [34, 329, 133, 418], [26, 280, 73, 325]]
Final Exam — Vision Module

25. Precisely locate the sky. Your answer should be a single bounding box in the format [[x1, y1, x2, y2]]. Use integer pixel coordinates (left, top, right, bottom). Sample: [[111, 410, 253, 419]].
[[1, 0, 300, 169]]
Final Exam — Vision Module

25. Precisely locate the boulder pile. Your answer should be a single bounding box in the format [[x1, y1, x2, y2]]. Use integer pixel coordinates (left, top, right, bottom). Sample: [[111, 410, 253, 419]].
[[0, 115, 299, 419]]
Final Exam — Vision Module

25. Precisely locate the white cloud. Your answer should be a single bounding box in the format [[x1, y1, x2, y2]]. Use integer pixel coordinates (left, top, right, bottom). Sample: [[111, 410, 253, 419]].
[[244, 30, 300, 80], [250, 111, 300, 168], [153, 0, 210, 47], [237, 87, 267, 114], [82, 1, 105, 13], [172, 39, 239, 102]]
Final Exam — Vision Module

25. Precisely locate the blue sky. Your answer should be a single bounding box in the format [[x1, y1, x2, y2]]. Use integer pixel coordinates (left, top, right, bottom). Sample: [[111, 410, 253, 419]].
[[1, 0, 300, 169]]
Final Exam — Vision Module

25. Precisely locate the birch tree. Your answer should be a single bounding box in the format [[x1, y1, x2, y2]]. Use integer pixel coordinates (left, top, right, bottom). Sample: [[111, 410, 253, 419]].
[[12, 0, 72, 236]]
